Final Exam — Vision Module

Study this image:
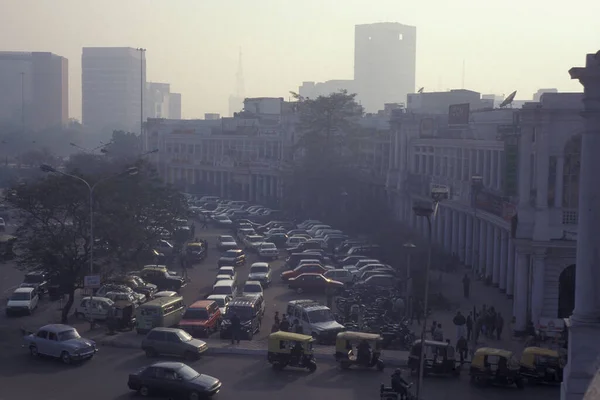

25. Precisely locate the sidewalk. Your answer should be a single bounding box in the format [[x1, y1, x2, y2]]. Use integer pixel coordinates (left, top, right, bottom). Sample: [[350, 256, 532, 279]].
[[412, 268, 525, 354], [87, 329, 409, 367]]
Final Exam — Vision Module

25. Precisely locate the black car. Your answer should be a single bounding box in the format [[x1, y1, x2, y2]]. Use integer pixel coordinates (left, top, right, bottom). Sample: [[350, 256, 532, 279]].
[[264, 233, 288, 248], [287, 240, 324, 254], [109, 275, 157, 299], [139, 268, 186, 292], [218, 249, 246, 268], [20, 271, 48, 297], [219, 296, 263, 340], [128, 362, 221, 399]]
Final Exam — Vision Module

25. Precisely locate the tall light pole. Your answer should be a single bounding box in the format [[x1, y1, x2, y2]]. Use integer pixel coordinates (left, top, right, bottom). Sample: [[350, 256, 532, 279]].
[[137, 48, 146, 152], [40, 164, 138, 328], [403, 242, 416, 317]]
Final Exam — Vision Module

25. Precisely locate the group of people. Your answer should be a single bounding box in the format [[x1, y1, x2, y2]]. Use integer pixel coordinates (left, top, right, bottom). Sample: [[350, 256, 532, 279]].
[[271, 312, 304, 334]]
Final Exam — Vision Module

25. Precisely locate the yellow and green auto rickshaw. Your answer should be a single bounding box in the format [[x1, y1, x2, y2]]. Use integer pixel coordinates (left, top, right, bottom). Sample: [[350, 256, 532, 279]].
[[519, 347, 564, 385], [335, 331, 385, 371], [267, 331, 317, 372], [407, 339, 460, 376], [469, 347, 525, 389]]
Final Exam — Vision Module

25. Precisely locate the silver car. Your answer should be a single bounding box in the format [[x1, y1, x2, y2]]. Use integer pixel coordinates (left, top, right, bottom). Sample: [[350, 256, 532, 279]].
[[24, 324, 97, 364], [141, 327, 208, 361]]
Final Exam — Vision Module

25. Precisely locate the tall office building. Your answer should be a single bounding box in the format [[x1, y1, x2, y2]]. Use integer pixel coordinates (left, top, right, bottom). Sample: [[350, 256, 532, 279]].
[[354, 23, 416, 112], [0, 51, 68, 130], [169, 93, 182, 119], [82, 47, 145, 137]]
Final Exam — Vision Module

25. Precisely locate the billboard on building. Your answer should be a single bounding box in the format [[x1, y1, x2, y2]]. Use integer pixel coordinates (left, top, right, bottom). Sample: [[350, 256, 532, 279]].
[[448, 103, 470, 125]]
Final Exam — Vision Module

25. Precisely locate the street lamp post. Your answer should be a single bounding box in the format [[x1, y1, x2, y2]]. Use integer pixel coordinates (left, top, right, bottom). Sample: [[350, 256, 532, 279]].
[[403, 242, 416, 318], [40, 164, 138, 329]]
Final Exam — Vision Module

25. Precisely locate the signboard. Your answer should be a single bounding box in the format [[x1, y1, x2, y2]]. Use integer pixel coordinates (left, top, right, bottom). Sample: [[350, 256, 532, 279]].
[[84, 275, 101, 289], [448, 103, 470, 125], [504, 134, 519, 196], [474, 190, 516, 222]]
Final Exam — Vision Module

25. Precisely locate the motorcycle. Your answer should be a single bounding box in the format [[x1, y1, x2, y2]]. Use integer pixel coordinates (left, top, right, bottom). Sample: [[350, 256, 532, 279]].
[[379, 382, 414, 400]]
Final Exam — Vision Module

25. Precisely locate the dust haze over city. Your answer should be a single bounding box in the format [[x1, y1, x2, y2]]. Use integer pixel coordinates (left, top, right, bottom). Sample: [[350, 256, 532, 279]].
[[1, 1, 600, 400]]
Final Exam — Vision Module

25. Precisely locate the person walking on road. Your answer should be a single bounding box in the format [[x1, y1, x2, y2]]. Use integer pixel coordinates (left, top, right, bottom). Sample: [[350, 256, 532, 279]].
[[456, 336, 468, 364], [230, 312, 241, 344], [279, 314, 290, 332], [466, 312, 473, 341], [453, 311, 466, 342], [201, 215, 208, 229], [462, 273, 471, 299], [495, 312, 505, 340]]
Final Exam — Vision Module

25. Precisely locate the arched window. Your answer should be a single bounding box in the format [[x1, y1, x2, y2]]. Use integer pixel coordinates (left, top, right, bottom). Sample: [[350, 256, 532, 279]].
[[563, 135, 581, 208]]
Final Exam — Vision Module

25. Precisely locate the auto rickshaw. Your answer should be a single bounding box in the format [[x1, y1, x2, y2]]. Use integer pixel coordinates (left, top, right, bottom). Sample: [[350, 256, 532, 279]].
[[469, 347, 525, 389], [106, 300, 136, 334], [185, 242, 206, 263], [335, 331, 385, 371], [519, 347, 564, 384], [267, 331, 317, 372], [407, 339, 460, 376], [0, 234, 16, 261]]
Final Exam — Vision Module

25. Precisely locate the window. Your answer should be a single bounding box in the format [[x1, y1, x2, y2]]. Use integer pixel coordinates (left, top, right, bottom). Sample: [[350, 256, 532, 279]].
[[147, 331, 164, 341], [563, 135, 581, 208], [48, 332, 58, 341], [36, 330, 48, 339], [166, 332, 180, 343]]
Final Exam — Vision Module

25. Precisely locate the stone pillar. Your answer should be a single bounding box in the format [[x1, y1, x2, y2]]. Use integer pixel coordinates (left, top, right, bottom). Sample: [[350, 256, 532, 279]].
[[465, 215, 473, 266], [506, 239, 515, 297], [555, 156, 564, 208], [499, 231, 508, 292], [513, 252, 529, 332], [458, 213, 466, 262], [471, 217, 479, 271], [562, 51, 600, 400], [452, 210, 459, 255], [262, 175, 268, 201], [492, 227, 500, 286], [496, 150, 503, 191], [483, 150, 490, 187], [478, 220, 486, 275], [531, 252, 546, 327], [444, 208, 452, 253], [485, 223, 494, 278], [518, 131, 533, 207]]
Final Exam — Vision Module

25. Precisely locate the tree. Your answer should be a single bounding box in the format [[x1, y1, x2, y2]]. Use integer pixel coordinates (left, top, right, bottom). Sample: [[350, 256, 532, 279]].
[[103, 130, 141, 161], [285, 91, 365, 221], [16, 147, 57, 167], [3, 160, 187, 323]]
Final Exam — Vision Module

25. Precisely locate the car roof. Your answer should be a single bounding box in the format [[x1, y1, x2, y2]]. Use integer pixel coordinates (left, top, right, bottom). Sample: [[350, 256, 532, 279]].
[[213, 279, 234, 287], [40, 324, 76, 333], [244, 280, 262, 286], [219, 266, 235, 271], [189, 300, 215, 308], [151, 361, 186, 370], [228, 296, 260, 306], [207, 294, 230, 299], [250, 262, 269, 268], [295, 273, 323, 278], [14, 287, 35, 293]]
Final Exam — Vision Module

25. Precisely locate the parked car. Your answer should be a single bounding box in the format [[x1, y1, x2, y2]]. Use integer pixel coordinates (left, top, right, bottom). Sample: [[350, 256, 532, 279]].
[[217, 235, 239, 251], [247, 262, 272, 287], [356, 274, 396, 288], [218, 249, 246, 267], [139, 266, 186, 292], [109, 275, 157, 299], [24, 324, 97, 364], [263, 233, 288, 248], [286, 236, 308, 249], [287, 273, 344, 295], [242, 234, 265, 252], [141, 327, 208, 360], [19, 271, 49, 297], [5, 287, 39, 316], [323, 269, 356, 285], [206, 294, 233, 316], [216, 266, 238, 284], [127, 362, 222, 399], [104, 291, 141, 305], [179, 300, 222, 337], [74, 296, 115, 320], [281, 264, 331, 281], [212, 214, 233, 227], [241, 281, 264, 299], [96, 284, 146, 304], [257, 242, 279, 260], [153, 291, 179, 298]]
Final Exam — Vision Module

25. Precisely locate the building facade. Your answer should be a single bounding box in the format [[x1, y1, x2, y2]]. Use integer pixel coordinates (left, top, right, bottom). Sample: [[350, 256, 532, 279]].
[[298, 80, 356, 100], [82, 47, 146, 137], [169, 93, 182, 119], [386, 92, 582, 332], [407, 89, 491, 114], [146, 82, 171, 119], [0, 51, 68, 130], [354, 22, 416, 113]]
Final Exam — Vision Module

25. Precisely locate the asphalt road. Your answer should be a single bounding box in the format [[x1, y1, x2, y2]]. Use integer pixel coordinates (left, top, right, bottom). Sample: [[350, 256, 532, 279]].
[[0, 346, 560, 400]]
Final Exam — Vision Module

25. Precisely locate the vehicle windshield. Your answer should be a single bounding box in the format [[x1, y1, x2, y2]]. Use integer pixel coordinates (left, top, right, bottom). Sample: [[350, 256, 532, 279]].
[[23, 274, 44, 284], [224, 250, 240, 257], [212, 286, 232, 295], [261, 243, 276, 249], [211, 298, 226, 307], [183, 309, 209, 320], [177, 365, 200, 381], [307, 309, 334, 323], [10, 292, 31, 301], [58, 329, 81, 341], [244, 284, 262, 293], [176, 330, 193, 342], [226, 306, 254, 320], [220, 236, 234, 242], [218, 269, 234, 277], [250, 266, 269, 273]]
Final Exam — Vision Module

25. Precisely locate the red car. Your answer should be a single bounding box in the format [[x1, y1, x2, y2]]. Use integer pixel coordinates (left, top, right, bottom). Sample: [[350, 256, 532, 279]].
[[287, 273, 344, 294], [281, 264, 328, 281], [178, 300, 222, 337]]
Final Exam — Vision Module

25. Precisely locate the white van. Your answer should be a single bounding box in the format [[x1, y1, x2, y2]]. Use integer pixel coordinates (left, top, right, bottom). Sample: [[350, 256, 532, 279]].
[[212, 279, 238, 298], [5, 287, 39, 316], [74, 296, 115, 320]]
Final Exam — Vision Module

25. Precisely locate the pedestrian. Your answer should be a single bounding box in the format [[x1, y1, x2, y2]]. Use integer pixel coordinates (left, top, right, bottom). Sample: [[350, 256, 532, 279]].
[[201, 214, 208, 229], [487, 307, 497, 338], [462, 273, 470, 299], [203, 239, 209, 257], [474, 315, 482, 344], [466, 312, 473, 341], [495, 312, 504, 340], [413, 299, 422, 325], [433, 324, 444, 341], [274, 311, 280, 326], [453, 311, 466, 342], [456, 336, 468, 364], [230, 312, 241, 345], [279, 314, 290, 332]]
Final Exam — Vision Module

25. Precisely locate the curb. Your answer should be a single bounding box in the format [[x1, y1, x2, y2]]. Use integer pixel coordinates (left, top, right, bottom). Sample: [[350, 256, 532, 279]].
[[97, 338, 407, 367]]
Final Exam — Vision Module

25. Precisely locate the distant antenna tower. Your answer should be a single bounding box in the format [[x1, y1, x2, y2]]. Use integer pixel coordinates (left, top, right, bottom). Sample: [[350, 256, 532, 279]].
[[235, 47, 245, 99]]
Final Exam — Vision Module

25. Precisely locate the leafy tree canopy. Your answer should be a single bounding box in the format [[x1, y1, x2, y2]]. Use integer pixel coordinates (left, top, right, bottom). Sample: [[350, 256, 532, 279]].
[[103, 130, 142, 161], [3, 157, 187, 322]]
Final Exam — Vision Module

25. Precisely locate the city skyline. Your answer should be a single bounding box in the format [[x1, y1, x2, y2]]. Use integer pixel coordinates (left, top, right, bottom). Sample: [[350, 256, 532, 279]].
[[1, 0, 597, 120]]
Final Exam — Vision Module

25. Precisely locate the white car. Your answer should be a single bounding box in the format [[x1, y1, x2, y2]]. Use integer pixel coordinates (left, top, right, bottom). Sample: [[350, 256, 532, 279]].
[[217, 266, 237, 284], [153, 291, 178, 298], [258, 242, 279, 260], [242, 281, 264, 298], [286, 236, 307, 249], [213, 214, 233, 226], [214, 274, 232, 284], [323, 269, 356, 285], [74, 296, 114, 320], [6, 287, 39, 316], [243, 235, 264, 252], [206, 294, 233, 315]]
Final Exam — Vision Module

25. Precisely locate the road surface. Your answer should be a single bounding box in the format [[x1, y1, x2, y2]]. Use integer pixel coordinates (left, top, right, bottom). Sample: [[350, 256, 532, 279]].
[[0, 347, 560, 400]]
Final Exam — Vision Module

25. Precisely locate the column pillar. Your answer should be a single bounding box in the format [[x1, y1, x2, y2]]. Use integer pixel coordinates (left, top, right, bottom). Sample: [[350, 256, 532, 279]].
[[496, 150, 502, 191], [499, 231, 508, 292], [562, 50, 600, 400], [513, 252, 529, 332], [483, 150, 490, 186], [531, 252, 546, 326], [485, 223, 494, 278], [444, 208, 452, 253], [471, 217, 479, 271], [492, 227, 501, 286], [262, 175, 268, 201], [518, 131, 533, 207], [506, 240, 515, 298], [458, 213, 466, 262], [465, 215, 473, 266], [555, 156, 564, 208], [478, 220, 486, 275]]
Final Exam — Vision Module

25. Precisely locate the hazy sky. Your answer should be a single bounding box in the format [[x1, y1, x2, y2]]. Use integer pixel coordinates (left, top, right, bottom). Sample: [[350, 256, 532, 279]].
[[2, 0, 599, 119]]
